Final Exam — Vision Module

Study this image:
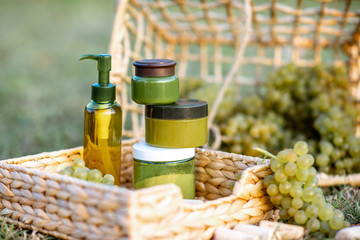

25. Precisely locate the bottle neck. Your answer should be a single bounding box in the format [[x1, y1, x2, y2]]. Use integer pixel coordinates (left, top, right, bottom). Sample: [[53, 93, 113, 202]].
[[87, 100, 116, 110]]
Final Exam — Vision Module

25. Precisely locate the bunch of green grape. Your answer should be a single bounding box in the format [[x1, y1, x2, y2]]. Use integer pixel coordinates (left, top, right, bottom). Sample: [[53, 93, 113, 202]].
[[183, 64, 360, 174], [263, 141, 350, 237], [221, 110, 292, 157], [59, 158, 115, 185], [264, 64, 360, 174]]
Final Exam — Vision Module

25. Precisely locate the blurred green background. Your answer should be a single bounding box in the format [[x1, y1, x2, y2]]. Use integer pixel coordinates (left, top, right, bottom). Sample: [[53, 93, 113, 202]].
[[1, 0, 358, 160], [0, 0, 116, 159]]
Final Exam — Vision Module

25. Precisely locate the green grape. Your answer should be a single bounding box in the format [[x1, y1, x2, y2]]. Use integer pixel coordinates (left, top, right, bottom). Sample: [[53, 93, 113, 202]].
[[279, 208, 290, 220], [319, 203, 334, 221], [294, 210, 308, 225], [73, 158, 85, 170], [319, 140, 334, 155], [329, 215, 344, 230], [284, 162, 297, 177], [270, 195, 283, 206], [74, 167, 89, 180], [302, 187, 315, 202], [306, 218, 320, 232], [333, 209, 345, 221], [295, 168, 309, 182], [314, 187, 324, 197], [103, 174, 115, 185], [291, 197, 304, 209], [64, 166, 74, 175], [305, 205, 319, 219], [290, 186, 303, 198], [59, 166, 74, 176], [270, 160, 282, 172], [281, 196, 292, 209], [274, 169, 287, 183], [350, 144, 360, 158], [316, 153, 330, 167], [306, 154, 315, 166], [343, 220, 350, 228], [297, 154, 314, 170], [87, 169, 103, 183], [332, 149, 345, 161], [101, 178, 114, 185], [333, 135, 344, 147], [320, 220, 331, 234], [307, 167, 317, 181], [288, 207, 297, 217], [286, 150, 297, 163], [335, 160, 345, 170], [294, 141, 308, 155], [304, 178, 318, 189], [277, 150, 289, 164], [264, 175, 276, 187], [267, 184, 279, 196], [290, 178, 303, 188], [311, 195, 325, 209], [279, 181, 291, 195], [297, 155, 309, 170], [344, 158, 353, 172]]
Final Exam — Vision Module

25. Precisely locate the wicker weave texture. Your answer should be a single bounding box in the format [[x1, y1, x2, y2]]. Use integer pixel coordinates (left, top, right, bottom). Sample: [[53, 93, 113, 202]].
[[109, 0, 360, 139], [0, 139, 274, 239]]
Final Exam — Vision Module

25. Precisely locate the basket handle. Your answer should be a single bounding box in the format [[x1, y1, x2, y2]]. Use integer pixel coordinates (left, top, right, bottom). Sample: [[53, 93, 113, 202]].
[[208, 0, 253, 149]]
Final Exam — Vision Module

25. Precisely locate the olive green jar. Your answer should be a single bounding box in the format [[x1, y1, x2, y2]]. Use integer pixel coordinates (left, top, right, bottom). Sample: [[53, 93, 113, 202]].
[[131, 59, 179, 105], [145, 99, 208, 148], [133, 141, 195, 199]]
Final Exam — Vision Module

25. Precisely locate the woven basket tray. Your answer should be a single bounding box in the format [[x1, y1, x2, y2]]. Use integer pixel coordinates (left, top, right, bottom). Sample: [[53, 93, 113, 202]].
[[0, 139, 273, 240]]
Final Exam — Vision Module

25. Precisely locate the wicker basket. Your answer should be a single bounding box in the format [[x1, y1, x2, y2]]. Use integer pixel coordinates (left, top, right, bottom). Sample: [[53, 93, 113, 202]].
[[109, 0, 360, 140], [0, 139, 273, 239]]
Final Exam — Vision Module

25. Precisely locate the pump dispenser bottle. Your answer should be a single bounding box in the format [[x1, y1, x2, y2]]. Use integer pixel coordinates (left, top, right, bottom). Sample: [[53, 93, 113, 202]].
[[79, 54, 122, 186]]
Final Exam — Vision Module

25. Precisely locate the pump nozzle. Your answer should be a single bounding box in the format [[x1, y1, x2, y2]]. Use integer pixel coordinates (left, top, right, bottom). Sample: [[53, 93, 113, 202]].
[[79, 54, 111, 86], [79, 53, 115, 103]]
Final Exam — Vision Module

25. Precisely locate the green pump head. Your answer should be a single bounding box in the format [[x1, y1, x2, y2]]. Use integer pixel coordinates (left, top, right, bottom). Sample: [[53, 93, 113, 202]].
[[79, 53, 115, 103]]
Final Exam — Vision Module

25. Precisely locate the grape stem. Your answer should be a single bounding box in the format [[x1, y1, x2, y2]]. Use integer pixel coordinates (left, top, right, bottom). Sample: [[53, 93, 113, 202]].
[[254, 147, 277, 161], [261, 156, 266, 165]]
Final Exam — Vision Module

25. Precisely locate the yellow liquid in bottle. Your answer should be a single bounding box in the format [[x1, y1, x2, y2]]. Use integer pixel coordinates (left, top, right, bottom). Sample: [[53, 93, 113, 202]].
[[83, 101, 122, 186]]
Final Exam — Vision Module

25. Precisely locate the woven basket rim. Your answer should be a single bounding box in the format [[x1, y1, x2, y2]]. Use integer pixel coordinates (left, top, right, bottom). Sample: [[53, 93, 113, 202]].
[[0, 138, 271, 199], [0, 160, 131, 196], [0, 139, 280, 239]]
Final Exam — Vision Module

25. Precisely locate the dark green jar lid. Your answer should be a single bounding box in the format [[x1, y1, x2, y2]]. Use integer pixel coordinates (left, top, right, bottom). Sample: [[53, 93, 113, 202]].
[[133, 59, 176, 77], [145, 99, 208, 120]]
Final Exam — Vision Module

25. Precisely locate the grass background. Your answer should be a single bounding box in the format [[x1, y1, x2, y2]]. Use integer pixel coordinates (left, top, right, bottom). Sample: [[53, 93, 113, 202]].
[[0, 0, 115, 160], [0, 1, 115, 236]]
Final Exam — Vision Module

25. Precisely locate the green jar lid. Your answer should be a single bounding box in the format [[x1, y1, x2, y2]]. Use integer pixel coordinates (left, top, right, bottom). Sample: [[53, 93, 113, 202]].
[[145, 98, 208, 120]]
